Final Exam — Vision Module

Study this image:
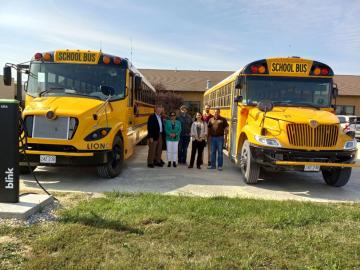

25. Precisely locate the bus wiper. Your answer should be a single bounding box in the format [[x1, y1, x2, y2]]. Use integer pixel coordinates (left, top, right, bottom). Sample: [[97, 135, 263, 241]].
[[272, 101, 320, 110], [272, 101, 292, 106], [64, 92, 103, 100], [292, 102, 321, 110], [39, 87, 65, 97]]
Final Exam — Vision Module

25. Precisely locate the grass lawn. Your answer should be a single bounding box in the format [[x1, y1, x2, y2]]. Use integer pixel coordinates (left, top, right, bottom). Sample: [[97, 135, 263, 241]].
[[1, 193, 360, 270]]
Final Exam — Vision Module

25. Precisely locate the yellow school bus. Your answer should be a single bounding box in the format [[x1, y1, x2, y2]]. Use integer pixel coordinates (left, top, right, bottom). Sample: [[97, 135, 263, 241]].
[[204, 57, 359, 186], [19, 50, 156, 178]]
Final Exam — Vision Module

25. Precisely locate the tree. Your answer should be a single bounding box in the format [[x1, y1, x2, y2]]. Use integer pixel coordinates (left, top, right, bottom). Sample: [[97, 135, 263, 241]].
[[152, 82, 183, 114], [153, 82, 167, 92]]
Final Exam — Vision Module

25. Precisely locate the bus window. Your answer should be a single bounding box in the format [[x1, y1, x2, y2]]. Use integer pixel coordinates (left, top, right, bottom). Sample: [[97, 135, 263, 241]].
[[58, 75, 65, 86], [128, 74, 134, 107]]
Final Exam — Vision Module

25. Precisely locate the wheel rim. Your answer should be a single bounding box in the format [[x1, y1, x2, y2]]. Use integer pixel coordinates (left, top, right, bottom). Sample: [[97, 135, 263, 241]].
[[240, 145, 249, 175], [111, 144, 122, 168]]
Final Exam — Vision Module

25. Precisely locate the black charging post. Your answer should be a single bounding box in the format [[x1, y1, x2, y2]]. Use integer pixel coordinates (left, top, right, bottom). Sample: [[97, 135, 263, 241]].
[[0, 99, 19, 203], [0, 64, 27, 203]]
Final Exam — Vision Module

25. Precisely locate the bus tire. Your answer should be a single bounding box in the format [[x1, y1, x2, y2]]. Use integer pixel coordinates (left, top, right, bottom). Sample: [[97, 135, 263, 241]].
[[240, 140, 260, 184], [321, 167, 351, 187], [19, 166, 36, 175], [97, 136, 124, 178]]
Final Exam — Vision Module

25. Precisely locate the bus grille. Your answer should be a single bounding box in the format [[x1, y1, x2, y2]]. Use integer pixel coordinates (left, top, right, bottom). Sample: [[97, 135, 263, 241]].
[[287, 124, 338, 147], [25, 116, 78, 140]]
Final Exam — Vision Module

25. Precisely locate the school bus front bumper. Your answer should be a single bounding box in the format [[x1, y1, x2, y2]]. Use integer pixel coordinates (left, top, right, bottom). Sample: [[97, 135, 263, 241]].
[[20, 150, 110, 166], [250, 145, 359, 170], [274, 161, 360, 168]]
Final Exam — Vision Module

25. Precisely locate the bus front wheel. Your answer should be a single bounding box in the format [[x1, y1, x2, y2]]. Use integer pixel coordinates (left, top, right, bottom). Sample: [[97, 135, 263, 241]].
[[240, 140, 260, 184], [321, 167, 351, 187], [97, 136, 124, 178]]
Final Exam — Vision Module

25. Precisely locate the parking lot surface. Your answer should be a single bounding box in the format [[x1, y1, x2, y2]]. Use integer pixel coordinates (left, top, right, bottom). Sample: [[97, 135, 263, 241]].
[[21, 145, 360, 202]]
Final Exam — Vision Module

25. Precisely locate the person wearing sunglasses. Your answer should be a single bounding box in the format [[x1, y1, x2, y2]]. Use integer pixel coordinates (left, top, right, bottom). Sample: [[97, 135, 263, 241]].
[[164, 112, 182, 167]]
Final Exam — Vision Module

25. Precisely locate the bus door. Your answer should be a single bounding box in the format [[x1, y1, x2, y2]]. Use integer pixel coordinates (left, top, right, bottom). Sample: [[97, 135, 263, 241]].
[[230, 84, 238, 160], [126, 72, 136, 156]]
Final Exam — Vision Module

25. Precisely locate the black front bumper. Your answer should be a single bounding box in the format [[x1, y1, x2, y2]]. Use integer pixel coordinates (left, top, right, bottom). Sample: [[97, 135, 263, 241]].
[[250, 145, 357, 170], [20, 151, 110, 167]]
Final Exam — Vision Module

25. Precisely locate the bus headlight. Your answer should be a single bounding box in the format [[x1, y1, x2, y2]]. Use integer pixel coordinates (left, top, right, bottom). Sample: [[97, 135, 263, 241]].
[[344, 140, 357, 150], [85, 128, 111, 141], [255, 135, 282, 147]]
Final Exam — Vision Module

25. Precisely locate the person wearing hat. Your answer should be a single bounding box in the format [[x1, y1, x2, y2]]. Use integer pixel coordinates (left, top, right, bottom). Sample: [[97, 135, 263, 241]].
[[177, 105, 193, 165]]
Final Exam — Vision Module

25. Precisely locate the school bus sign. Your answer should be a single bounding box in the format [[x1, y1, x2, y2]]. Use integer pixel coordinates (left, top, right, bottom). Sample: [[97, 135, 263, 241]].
[[267, 58, 313, 76], [54, 50, 100, 64]]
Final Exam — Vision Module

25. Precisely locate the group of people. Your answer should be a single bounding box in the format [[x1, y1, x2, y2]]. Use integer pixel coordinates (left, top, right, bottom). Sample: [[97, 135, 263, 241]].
[[147, 104, 229, 171]]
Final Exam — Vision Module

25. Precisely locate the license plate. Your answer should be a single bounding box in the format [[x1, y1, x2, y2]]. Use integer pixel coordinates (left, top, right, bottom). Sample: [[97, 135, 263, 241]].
[[40, 155, 56, 164], [304, 165, 320, 172]]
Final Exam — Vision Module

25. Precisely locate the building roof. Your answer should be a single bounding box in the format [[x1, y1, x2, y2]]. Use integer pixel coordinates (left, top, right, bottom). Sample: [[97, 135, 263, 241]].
[[333, 75, 360, 96], [139, 69, 232, 92], [140, 69, 360, 96]]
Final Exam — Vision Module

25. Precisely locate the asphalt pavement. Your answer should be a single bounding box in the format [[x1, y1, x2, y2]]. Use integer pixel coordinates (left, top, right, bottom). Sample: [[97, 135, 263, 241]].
[[21, 144, 360, 202]]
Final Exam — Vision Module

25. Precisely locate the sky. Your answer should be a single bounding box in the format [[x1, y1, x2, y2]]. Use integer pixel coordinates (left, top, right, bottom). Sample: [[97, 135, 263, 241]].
[[0, 0, 359, 76]]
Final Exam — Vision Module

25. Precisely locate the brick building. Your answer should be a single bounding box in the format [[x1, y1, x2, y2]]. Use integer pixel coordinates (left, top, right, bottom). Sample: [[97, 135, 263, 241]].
[[139, 69, 231, 114]]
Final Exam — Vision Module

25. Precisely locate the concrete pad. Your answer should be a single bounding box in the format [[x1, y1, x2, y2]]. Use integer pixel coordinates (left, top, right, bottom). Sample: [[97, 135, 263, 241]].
[[20, 144, 360, 203], [0, 194, 54, 219]]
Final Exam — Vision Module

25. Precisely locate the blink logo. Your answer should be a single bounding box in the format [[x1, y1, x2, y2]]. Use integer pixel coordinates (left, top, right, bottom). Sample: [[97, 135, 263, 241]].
[[4, 168, 14, 189]]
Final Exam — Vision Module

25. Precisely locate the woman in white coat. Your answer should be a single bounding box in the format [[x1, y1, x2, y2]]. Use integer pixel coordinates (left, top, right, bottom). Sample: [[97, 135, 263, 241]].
[[188, 112, 208, 169]]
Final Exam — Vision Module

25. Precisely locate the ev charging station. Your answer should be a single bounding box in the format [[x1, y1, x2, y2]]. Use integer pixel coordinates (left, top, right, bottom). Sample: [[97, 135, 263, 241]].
[[0, 64, 53, 219], [0, 99, 19, 203], [0, 64, 26, 203]]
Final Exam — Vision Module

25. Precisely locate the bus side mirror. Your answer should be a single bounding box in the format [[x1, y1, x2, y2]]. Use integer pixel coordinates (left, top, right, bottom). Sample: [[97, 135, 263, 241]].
[[332, 85, 338, 97], [258, 100, 274, 112], [234, 95, 243, 103], [134, 75, 142, 91], [3, 66, 12, 86], [100, 85, 115, 96], [235, 76, 244, 89]]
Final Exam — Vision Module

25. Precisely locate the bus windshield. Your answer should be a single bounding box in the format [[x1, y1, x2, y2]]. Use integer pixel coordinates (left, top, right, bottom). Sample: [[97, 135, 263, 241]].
[[27, 62, 126, 101], [245, 77, 332, 107]]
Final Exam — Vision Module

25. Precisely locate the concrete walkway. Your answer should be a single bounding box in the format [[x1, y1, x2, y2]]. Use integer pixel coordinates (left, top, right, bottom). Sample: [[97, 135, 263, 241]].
[[21, 145, 360, 203]]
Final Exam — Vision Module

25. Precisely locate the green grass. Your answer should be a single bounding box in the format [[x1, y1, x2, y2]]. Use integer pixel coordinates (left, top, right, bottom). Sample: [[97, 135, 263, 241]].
[[2, 193, 360, 269]]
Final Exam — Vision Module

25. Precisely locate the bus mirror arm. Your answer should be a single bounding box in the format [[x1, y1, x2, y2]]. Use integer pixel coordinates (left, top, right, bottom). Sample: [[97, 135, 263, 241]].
[[258, 100, 274, 136], [332, 84, 338, 98], [93, 88, 113, 123]]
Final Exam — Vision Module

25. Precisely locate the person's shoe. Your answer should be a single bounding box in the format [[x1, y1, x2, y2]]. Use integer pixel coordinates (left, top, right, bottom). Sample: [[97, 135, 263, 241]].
[[154, 162, 164, 167], [208, 166, 216, 169], [147, 164, 154, 168], [218, 167, 223, 171], [160, 159, 165, 165], [197, 165, 201, 169], [173, 162, 177, 168], [188, 165, 193, 169], [207, 165, 213, 169], [168, 162, 171, 167]]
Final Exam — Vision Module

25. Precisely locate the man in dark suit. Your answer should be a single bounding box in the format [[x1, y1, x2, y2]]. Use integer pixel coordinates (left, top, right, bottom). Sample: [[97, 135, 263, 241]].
[[147, 104, 165, 168]]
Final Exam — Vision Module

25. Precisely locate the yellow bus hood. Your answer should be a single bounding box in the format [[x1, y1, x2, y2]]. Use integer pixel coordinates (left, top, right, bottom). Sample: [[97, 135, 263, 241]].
[[265, 107, 339, 124], [24, 96, 105, 116]]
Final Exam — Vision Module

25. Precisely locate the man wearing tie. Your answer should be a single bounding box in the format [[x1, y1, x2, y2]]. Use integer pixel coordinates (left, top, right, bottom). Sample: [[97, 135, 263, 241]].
[[147, 105, 165, 168]]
